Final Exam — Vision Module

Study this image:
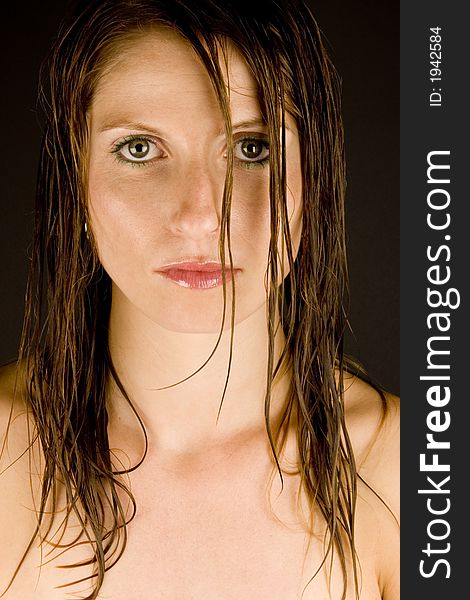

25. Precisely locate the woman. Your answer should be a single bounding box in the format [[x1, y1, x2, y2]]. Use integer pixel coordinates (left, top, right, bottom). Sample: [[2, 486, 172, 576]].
[[0, 0, 399, 598]]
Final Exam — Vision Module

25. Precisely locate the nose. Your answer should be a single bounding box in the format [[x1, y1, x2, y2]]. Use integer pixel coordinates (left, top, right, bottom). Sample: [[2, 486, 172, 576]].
[[170, 161, 221, 240]]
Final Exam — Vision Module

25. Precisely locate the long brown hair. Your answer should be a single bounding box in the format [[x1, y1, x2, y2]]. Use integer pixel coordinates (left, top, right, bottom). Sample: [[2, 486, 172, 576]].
[[6, 0, 361, 598]]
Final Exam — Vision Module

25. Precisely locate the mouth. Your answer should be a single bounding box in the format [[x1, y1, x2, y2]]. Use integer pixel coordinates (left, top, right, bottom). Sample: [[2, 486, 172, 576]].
[[155, 261, 240, 290]]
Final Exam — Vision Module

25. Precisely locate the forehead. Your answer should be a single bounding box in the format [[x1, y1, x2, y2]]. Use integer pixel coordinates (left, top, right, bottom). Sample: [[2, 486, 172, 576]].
[[90, 29, 261, 123]]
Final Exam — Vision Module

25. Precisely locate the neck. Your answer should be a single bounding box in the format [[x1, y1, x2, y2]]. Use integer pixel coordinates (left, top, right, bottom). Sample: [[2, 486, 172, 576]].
[[106, 285, 292, 459]]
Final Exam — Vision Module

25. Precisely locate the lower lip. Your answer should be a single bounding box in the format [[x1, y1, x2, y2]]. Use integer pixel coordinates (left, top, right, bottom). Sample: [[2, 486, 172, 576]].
[[157, 268, 236, 289]]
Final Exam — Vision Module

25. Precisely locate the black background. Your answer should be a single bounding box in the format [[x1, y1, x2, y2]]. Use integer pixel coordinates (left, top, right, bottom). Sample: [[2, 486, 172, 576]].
[[0, 1, 399, 395]]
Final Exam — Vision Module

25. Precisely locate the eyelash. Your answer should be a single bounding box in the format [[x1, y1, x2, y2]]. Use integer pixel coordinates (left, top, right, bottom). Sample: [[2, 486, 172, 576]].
[[234, 136, 270, 170], [110, 134, 270, 169], [111, 134, 160, 168]]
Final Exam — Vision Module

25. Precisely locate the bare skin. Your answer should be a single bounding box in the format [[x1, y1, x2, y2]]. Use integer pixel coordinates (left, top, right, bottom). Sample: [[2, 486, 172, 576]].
[[0, 364, 399, 600], [0, 30, 399, 600]]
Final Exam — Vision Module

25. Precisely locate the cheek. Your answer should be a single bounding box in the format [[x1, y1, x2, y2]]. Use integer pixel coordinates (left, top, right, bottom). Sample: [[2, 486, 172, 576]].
[[231, 169, 271, 246], [286, 156, 303, 257], [86, 168, 158, 283], [88, 183, 130, 257], [231, 161, 302, 270], [288, 184, 303, 257], [88, 158, 168, 234]]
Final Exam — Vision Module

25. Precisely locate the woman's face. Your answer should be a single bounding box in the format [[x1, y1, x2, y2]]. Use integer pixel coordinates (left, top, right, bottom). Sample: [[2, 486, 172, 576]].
[[87, 30, 302, 333]]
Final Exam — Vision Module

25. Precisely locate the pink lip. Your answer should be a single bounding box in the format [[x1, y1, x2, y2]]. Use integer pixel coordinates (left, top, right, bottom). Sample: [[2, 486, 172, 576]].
[[156, 262, 239, 289]]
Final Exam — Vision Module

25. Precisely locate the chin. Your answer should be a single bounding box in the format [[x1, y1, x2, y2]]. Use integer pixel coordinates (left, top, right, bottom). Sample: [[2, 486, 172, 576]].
[[110, 279, 268, 335], [153, 296, 270, 334], [156, 312, 233, 334], [123, 291, 234, 334]]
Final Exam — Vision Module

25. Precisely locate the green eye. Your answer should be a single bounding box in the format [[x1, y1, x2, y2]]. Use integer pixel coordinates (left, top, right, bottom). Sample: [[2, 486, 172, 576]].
[[111, 135, 162, 165], [128, 139, 151, 159]]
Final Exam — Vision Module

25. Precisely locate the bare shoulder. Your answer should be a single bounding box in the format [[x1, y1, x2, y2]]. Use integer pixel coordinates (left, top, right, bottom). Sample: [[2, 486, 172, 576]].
[[343, 373, 399, 515], [0, 358, 32, 491], [0, 360, 20, 401], [343, 373, 400, 600], [0, 360, 29, 450], [0, 361, 39, 594]]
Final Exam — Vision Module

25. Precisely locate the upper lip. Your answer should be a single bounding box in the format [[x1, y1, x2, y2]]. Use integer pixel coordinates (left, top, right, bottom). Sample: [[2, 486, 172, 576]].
[[156, 260, 240, 272]]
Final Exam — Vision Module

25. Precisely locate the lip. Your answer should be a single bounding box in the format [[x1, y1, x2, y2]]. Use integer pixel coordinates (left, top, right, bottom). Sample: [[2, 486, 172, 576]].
[[155, 261, 240, 289]]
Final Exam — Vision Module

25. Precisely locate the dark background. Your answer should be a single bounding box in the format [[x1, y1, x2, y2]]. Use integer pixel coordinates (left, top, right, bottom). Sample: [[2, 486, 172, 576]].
[[0, 1, 399, 395], [400, 1, 468, 597]]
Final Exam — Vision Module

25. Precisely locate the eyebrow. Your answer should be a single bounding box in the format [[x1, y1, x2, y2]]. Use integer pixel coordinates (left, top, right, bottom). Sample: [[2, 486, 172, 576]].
[[97, 117, 288, 135], [98, 120, 159, 134]]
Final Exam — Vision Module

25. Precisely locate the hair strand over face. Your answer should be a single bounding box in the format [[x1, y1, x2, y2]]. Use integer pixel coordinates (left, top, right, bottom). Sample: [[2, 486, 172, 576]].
[[2, 1, 389, 599]]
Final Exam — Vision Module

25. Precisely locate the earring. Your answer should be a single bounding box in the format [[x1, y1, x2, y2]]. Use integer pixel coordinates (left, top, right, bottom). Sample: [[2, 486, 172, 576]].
[[84, 221, 90, 240]]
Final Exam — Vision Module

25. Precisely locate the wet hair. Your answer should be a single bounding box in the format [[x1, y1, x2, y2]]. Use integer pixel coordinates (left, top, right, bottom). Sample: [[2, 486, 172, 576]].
[[4, 0, 374, 598]]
